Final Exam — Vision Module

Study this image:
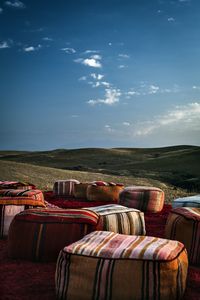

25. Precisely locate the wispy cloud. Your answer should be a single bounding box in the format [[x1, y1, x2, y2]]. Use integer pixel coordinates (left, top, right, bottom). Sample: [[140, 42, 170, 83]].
[[134, 102, 200, 136], [118, 54, 130, 59], [87, 88, 121, 105], [79, 76, 87, 81], [84, 50, 99, 54], [90, 73, 104, 80], [118, 65, 126, 69], [193, 85, 200, 90], [42, 37, 53, 41], [61, 47, 76, 54], [5, 0, 25, 9], [168, 17, 175, 22], [0, 7, 3, 13], [23, 44, 42, 52], [0, 41, 11, 49], [123, 122, 130, 126], [148, 85, 160, 94]]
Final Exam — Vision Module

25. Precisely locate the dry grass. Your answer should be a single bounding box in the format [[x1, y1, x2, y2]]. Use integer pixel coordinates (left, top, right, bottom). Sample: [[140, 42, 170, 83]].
[[0, 160, 192, 203]]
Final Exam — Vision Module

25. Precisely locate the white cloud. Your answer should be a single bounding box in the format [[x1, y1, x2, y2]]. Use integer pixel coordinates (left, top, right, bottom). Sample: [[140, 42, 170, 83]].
[[5, 0, 25, 9], [105, 124, 114, 133], [79, 76, 87, 81], [42, 37, 53, 41], [90, 73, 104, 80], [193, 85, 200, 90], [87, 88, 121, 105], [71, 115, 79, 118], [127, 91, 140, 96], [168, 17, 175, 22], [118, 65, 126, 69], [148, 85, 160, 94], [61, 47, 76, 54], [84, 50, 99, 54], [134, 102, 200, 136], [23, 45, 42, 52], [108, 42, 112, 46], [123, 122, 130, 126], [0, 41, 10, 49], [82, 58, 102, 68], [0, 7, 3, 13], [118, 54, 130, 58]]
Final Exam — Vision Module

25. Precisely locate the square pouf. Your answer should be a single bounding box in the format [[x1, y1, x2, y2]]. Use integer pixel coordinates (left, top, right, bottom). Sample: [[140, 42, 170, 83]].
[[8, 208, 99, 262], [56, 231, 188, 300], [83, 204, 146, 235], [119, 186, 164, 212], [172, 195, 200, 208], [0, 181, 36, 190], [53, 180, 80, 197], [0, 189, 45, 238], [165, 207, 200, 266]]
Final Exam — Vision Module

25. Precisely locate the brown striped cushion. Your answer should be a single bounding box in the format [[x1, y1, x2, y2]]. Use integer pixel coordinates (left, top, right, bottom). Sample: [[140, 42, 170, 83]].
[[119, 186, 164, 212], [165, 207, 200, 266], [8, 208, 99, 262], [0, 189, 45, 207], [83, 204, 146, 235], [73, 182, 92, 199], [0, 181, 36, 190], [87, 184, 124, 202], [53, 179, 80, 197], [56, 231, 188, 300]]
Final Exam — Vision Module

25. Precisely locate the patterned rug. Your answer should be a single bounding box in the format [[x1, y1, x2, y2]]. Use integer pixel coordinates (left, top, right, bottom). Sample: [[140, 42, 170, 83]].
[[0, 204, 199, 299]]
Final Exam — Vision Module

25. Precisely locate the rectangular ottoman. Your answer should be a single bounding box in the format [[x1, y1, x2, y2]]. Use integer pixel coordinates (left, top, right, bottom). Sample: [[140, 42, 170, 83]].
[[56, 231, 188, 300]]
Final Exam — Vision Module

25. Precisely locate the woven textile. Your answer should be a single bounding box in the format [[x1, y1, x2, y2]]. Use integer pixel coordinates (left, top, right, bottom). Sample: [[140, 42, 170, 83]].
[[74, 182, 91, 199], [0, 189, 45, 207], [172, 195, 200, 208], [84, 204, 146, 235], [8, 208, 99, 262], [56, 231, 188, 300], [119, 186, 164, 212], [0, 205, 25, 238], [165, 207, 200, 266], [0, 181, 36, 190], [87, 184, 124, 202], [53, 180, 80, 197]]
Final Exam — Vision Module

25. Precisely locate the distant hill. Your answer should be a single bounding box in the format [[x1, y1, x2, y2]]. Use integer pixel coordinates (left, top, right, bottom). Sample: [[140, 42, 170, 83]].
[[0, 145, 200, 192]]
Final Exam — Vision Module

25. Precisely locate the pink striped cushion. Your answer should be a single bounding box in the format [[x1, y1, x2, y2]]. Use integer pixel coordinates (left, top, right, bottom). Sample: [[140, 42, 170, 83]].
[[119, 186, 164, 212]]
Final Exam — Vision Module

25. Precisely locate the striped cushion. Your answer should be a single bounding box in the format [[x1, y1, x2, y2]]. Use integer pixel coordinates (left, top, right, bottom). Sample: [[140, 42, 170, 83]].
[[73, 182, 91, 199], [119, 186, 164, 212], [87, 184, 124, 202], [84, 204, 145, 235], [0, 189, 45, 207], [53, 179, 80, 197], [0, 181, 36, 190], [0, 205, 25, 238], [172, 195, 200, 208], [165, 207, 200, 266], [8, 208, 99, 262], [56, 231, 188, 300]]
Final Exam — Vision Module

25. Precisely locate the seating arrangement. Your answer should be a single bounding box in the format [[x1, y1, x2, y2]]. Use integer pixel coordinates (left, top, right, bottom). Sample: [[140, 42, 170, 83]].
[[165, 207, 200, 266], [83, 204, 146, 235], [119, 186, 164, 212], [0, 189, 45, 238], [172, 194, 200, 208], [56, 230, 188, 300], [8, 208, 99, 261]]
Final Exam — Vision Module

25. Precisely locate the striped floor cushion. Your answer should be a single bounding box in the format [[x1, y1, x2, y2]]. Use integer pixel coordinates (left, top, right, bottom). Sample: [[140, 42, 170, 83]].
[[56, 231, 188, 300], [8, 208, 99, 262], [53, 179, 80, 197], [83, 204, 146, 235], [87, 182, 124, 202], [0, 189, 45, 238], [172, 195, 200, 208], [73, 182, 92, 199], [165, 207, 200, 266], [119, 186, 164, 212], [0, 181, 36, 190]]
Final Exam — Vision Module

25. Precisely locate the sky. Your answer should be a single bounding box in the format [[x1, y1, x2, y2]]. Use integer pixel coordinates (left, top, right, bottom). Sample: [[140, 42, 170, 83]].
[[0, 0, 200, 150]]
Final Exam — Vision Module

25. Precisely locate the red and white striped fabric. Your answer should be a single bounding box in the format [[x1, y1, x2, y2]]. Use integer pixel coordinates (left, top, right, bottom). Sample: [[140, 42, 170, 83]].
[[53, 179, 80, 197]]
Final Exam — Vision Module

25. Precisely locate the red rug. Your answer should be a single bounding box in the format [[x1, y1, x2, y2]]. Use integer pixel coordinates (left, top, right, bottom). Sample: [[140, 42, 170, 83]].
[[0, 203, 199, 299]]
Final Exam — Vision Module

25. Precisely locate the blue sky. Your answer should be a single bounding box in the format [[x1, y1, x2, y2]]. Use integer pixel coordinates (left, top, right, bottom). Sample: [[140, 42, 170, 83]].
[[0, 0, 200, 150]]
